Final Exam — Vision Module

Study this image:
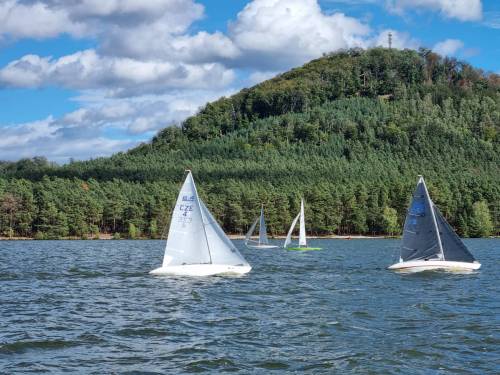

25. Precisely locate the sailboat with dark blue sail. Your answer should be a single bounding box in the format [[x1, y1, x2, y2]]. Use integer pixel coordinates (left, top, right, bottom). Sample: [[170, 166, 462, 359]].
[[389, 176, 481, 272]]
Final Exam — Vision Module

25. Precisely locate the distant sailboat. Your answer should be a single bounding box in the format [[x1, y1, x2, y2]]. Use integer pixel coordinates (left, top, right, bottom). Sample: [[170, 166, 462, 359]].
[[150, 171, 251, 276], [283, 199, 321, 251], [389, 176, 481, 272], [245, 205, 278, 249]]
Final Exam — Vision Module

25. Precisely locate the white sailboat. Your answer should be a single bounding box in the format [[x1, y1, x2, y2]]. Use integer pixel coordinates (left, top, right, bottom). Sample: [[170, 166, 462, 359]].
[[283, 199, 321, 251], [150, 171, 251, 276], [245, 205, 278, 249], [389, 176, 481, 272]]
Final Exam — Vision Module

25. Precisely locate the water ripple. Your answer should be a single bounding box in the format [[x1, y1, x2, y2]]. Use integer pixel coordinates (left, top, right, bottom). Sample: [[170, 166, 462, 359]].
[[0, 239, 498, 374]]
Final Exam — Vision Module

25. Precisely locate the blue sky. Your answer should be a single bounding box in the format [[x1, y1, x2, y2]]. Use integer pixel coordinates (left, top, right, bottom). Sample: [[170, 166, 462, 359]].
[[0, 0, 498, 162]]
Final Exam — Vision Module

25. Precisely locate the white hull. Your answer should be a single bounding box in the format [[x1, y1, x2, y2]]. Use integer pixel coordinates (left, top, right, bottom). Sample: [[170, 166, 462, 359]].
[[150, 264, 251, 276], [388, 260, 481, 272], [246, 244, 279, 249]]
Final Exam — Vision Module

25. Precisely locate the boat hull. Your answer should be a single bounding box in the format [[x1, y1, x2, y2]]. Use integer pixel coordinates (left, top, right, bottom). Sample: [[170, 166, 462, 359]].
[[246, 244, 279, 249], [150, 264, 251, 276], [388, 260, 481, 272]]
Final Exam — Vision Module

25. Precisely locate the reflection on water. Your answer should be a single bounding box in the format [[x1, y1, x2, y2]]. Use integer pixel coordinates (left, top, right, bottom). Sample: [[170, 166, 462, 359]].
[[0, 239, 498, 374]]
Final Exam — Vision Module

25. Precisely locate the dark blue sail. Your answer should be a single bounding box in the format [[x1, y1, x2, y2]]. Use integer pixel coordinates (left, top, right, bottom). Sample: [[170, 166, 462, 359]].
[[401, 177, 443, 262], [434, 206, 475, 263]]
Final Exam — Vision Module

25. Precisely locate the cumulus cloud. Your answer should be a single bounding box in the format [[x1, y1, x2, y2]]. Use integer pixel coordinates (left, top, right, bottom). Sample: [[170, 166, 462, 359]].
[[0, 0, 86, 39], [386, 0, 483, 21], [0, 117, 134, 162], [0, 0, 204, 40], [0, 50, 235, 96], [229, 0, 370, 70], [433, 39, 464, 56]]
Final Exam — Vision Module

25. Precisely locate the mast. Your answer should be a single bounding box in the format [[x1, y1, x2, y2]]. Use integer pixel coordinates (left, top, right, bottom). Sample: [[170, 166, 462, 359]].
[[187, 170, 213, 264], [420, 176, 445, 260]]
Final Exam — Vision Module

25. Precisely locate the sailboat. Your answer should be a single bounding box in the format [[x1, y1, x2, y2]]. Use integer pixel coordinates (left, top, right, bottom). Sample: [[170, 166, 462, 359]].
[[388, 176, 481, 272], [245, 205, 278, 249], [150, 171, 252, 276], [283, 199, 321, 251]]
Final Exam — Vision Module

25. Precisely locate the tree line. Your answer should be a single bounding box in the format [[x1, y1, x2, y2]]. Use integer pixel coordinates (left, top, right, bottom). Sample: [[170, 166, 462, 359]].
[[0, 48, 498, 239]]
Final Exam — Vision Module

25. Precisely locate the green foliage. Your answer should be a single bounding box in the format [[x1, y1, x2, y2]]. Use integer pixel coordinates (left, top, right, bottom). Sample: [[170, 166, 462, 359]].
[[382, 207, 400, 236], [0, 48, 498, 238], [469, 201, 494, 238], [128, 223, 138, 239]]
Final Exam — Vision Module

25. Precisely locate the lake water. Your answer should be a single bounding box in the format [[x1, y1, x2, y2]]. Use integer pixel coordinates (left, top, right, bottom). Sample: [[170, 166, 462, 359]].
[[0, 239, 498, 374]]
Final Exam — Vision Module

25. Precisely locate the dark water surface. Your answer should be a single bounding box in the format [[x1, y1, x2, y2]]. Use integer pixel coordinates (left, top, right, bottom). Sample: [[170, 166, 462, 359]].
[[0, 239, 498, 374]]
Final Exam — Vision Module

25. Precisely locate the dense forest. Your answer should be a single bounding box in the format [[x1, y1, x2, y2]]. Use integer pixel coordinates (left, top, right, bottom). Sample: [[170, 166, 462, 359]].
[[0, 48, 498, 239]]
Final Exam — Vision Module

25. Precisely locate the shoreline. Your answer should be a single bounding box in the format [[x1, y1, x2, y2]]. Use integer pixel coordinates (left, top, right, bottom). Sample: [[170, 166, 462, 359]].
[[0, 234, 395, 241], [1, 234, 497, 241]]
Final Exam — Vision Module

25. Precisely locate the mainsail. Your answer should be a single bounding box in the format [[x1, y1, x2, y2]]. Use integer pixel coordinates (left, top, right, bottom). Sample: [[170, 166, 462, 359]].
[[245, 205, 270, 245], [401, 176, 443, 262], [162, 171, 249, 267], [284, 199, 308, 248], [299, 199, 307, 247], [259, 206, 269, 245], [163, 172, 211, 266]]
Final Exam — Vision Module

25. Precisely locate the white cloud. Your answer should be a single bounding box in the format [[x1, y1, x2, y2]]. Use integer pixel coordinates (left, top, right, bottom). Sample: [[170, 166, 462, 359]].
[[0, 88, 235, 161], [0, 117, 135, 162], [229, 0, 370, 70], [0, 0, 86, 39], [0, 0, 204, 40], [433, 39, 464, 56], [386, 0, 483, 21], [0, 50, 235, 95]]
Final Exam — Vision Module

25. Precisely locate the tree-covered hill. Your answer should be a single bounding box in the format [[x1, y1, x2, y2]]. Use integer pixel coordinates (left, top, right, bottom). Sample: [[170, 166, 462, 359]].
[[1, 48, 498, 239]]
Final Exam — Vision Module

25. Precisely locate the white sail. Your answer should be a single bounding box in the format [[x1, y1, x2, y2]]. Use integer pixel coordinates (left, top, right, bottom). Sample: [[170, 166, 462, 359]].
[[199, 200, 250, 266], [162, 172, 211, 266], [245, 218, 259, 244], [259, 206, 269, 245], [299, 199, 307, 247], [284, 213, 300, 248]]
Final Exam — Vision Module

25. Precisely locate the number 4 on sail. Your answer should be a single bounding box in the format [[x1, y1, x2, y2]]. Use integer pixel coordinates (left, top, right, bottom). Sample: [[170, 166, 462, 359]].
[[388, 176, 481, 272], [150, 171, 252, 276]]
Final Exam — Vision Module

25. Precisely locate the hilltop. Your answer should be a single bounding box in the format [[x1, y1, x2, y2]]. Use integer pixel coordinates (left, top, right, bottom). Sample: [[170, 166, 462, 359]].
[[0, 48, 498, 239]]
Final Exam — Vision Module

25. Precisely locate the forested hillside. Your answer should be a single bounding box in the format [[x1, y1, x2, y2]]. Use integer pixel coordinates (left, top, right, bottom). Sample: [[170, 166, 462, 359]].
[[1, 48, 499, 239]]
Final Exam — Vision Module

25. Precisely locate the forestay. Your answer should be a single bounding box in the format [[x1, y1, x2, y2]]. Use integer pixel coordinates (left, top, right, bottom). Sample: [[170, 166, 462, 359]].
[[401, 177, 443, 262]]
